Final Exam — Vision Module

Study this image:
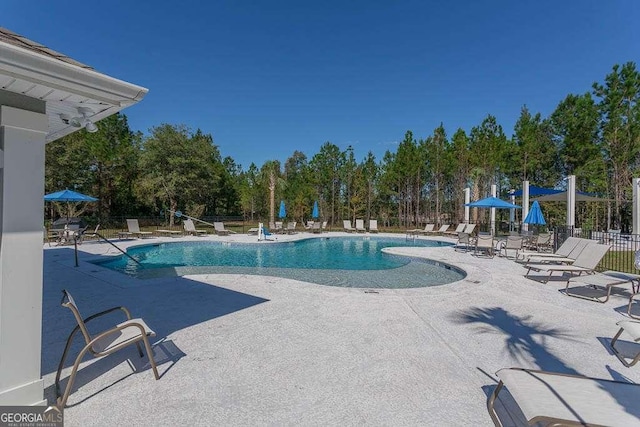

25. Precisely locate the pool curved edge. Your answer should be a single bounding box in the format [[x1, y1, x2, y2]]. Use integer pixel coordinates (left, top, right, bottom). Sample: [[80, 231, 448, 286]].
[[381, 247, 468, 282]]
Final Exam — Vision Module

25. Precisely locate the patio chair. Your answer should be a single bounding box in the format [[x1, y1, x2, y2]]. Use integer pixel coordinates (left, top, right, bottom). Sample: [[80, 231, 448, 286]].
[[321, 221, 328, 232], [55, 290, 159, 409], [304, 220, 314, 230], [463, 223, 476, 235], [183, 218, 207, 236], [444, 223, 465, 236], [214, 222, 236, 236], [355, 219, 366, 233], [286, 221, 297, 234], [121, 219, 153, 239], [611, 320, 640, 367], [369, 219, 379, 233], [343, 220, 355, 233], [274, 221, 284, 233], [497, 235, 523, 259], [77, 224, 100, 244], [312, 222, 322, 233], [487, 367, 640, 426], [455, 233, 472, 252], [407, 224, 434, 237], [474, 234, 494, 258], [525, 243, 611, 283]]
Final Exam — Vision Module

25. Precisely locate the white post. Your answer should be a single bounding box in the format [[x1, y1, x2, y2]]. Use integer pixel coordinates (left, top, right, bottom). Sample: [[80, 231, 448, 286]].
[[258, 222, 264, 241], [633, 178, 640, 234], [567, 175, 576, 229], [522, 181, 530, 232], [490, 184, 497, 235], [0, 105, 48, 405], [463, 187, 470, 224], [509, 190, 515, 231]]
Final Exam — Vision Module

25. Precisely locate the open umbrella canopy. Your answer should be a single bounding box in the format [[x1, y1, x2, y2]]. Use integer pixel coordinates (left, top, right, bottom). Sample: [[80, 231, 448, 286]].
[[523, 200, 546, 225], [44, 189, 97, 202], [278, 200, 286, 218], [312, 201, 319, 218], [465, 196, 521, 209], [509, 186, 563, 197]]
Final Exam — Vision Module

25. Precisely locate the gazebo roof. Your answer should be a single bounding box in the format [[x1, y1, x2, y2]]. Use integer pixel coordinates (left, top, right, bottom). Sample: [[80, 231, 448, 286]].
[[0, 27, 148, 142]]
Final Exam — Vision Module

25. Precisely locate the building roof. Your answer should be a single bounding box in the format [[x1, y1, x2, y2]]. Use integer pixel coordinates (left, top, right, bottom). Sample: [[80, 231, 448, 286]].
[[0, 27, 147, 142], [0, 27, 93, 70]]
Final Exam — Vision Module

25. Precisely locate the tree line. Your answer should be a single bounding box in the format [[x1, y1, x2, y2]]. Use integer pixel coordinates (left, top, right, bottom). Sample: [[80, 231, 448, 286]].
[[45, 62, 640, 231]]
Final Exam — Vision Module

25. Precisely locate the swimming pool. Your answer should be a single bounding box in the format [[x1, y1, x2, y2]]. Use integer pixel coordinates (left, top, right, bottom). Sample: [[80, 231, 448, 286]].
[[93, 236, 465, 288]]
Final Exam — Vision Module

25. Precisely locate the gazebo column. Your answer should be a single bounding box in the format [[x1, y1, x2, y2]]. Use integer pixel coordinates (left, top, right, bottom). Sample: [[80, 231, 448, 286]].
[[566, 175, 576, 230], [490, 184, 497, 235], [633, 178, 640, 235], [522, 181, 529, 232], [0, 98, 48, 405], [464, 187, 470, 224]]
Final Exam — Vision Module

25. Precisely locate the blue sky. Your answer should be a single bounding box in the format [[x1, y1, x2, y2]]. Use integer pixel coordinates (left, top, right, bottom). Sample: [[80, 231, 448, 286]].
[[4, 1, 639, 169]]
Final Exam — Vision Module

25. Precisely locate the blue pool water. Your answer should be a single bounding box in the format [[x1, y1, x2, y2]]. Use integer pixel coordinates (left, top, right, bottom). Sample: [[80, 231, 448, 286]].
[[93, 237, 465, 288]]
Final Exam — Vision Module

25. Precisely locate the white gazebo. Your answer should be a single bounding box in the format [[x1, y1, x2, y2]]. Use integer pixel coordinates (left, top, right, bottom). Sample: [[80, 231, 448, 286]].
[[0, 27, 147, 405]]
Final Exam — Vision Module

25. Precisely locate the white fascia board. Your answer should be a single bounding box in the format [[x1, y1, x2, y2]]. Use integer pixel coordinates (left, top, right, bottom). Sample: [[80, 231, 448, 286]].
[[0, 42, 148, 107]]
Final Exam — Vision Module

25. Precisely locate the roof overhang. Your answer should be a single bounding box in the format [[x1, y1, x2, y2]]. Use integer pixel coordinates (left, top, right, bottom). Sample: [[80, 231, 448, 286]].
[[0, 36, 148, 142]]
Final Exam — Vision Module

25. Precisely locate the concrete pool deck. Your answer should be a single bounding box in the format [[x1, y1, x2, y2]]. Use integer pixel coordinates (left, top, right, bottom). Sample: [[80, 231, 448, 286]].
[[42, 232, 640, 426]]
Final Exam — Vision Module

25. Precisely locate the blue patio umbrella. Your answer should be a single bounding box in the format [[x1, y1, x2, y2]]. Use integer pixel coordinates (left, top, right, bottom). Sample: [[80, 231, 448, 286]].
[[523, 200, 546, 225], [44, 189, 98, 202], [278, 200, 286, 219], [464, 196, 521, 209], [44, 189, 98, 223], [312, 201, 319, 219]]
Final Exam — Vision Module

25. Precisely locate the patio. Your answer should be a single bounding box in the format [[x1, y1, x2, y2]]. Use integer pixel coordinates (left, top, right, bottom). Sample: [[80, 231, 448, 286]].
[[42, 233, 640, 426]]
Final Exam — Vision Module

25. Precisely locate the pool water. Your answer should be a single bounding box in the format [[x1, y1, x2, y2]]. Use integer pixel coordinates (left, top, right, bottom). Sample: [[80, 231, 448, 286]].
[[93, 237, 465, 288]]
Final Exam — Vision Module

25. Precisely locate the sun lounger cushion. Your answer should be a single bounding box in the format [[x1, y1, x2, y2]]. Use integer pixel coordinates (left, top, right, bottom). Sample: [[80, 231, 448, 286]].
[[490, 368, 640, 426]]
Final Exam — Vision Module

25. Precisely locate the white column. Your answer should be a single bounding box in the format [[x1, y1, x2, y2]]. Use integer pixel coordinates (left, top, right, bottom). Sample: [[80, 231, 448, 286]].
[[522, 181, 530, 232], [0, 105, 48, 405], [490, 184, 497, 235], [463, 187, 470, 223], [509, 190, 515, 231], [567, 175, 576, 228], [633, 178, 640, 234]]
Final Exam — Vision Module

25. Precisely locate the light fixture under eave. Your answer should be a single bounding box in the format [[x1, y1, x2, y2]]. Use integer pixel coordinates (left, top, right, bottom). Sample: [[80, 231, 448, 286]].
[[59, 106, 99, 133]]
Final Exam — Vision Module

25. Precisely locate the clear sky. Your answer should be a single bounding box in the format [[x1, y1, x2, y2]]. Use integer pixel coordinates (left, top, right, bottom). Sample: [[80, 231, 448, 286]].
[[4, 1, 639, 170]]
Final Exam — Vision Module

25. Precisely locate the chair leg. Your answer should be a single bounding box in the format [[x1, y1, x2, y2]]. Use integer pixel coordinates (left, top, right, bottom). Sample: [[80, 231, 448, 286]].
[[486, 381, 505, 427], [57, 343, 94, 409], [140, 336, 160, 380], [611, 327, 640, 367]]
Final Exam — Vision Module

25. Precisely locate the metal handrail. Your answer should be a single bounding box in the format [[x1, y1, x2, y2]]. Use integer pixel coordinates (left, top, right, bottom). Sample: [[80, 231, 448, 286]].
[[94, 232, 141, 265]]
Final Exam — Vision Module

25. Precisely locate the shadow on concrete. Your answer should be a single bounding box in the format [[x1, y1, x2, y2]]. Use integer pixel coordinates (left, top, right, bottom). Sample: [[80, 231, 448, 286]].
[[451, 306, 580, 375], [42, 248, 269, 405]]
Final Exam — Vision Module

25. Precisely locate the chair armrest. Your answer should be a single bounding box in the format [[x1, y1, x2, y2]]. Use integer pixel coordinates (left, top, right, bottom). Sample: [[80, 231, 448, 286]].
[[83, 306, 133, 324]]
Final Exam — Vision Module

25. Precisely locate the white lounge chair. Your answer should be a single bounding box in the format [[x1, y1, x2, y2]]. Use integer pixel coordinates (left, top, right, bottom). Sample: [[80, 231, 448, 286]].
[[431, 224, 450, 235], [407, 224, 434, 237], [611, 320, 640, 367], [183, 219, 207, 236], [355, 219, 366, 233], [525, 243, 610, 283], [304, 220, 314, 230], [564, 270, 640, 303], [120, 219, 153, 239], [455, 233, 472, 252], [519, 236, 581, 262], [369, 219, 379, 233], [487, 367, 640, 426], [444, 223, 465, 236], [214, 222, 236, 236], [463, 223, 476, 235], [343, 220, 355, 233]]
